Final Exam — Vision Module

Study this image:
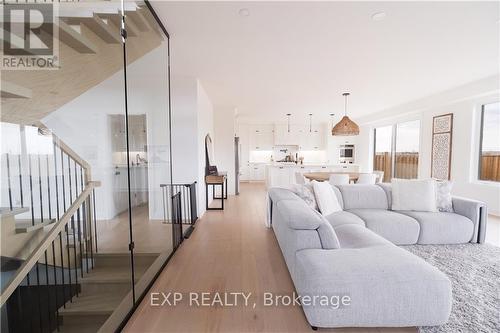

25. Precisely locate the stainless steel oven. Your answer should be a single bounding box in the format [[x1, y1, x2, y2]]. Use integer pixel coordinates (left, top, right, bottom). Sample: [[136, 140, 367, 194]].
[[339, 144, 355, 163]]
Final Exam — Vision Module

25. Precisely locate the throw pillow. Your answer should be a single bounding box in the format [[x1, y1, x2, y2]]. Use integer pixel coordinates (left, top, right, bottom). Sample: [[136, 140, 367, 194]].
[[312, 180, 342, 216], [391, 178, 438, 212], [290, 184, 318, 210], [435, 180, 454, 212]]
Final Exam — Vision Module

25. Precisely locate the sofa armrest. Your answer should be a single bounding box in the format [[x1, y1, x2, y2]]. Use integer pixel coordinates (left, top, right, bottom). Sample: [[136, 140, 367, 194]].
[[452, 196, 488, 243]]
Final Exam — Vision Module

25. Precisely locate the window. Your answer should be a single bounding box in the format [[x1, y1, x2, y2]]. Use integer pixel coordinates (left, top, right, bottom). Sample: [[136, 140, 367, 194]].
[[479, 102, 500, 182], [373, 120, 420, 182], [374, 126, 392, 182], [394, 120, 420, 179]]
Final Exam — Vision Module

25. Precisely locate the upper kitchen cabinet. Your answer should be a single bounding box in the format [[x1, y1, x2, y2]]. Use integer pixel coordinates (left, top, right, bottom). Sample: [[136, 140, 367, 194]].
[[249, 124, 274, 150], [274, 124, 302, 146], [299, 124, 325, 150]]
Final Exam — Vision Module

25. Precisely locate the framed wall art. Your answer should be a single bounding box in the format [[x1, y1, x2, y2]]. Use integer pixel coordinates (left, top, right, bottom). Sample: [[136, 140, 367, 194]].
[[431, 113, 453, 180]]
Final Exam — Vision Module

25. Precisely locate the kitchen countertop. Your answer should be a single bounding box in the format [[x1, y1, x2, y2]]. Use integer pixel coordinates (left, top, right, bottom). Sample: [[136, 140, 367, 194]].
[[249, 162, 359, 167]]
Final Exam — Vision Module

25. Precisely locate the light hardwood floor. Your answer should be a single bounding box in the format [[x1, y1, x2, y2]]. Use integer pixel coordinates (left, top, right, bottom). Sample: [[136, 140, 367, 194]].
[[96, 204, 173, 254], [124, 183, 416, 333]]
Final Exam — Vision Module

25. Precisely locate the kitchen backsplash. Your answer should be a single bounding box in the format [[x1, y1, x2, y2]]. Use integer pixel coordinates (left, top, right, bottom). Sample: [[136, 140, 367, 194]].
[[249, 147, 327, 164]]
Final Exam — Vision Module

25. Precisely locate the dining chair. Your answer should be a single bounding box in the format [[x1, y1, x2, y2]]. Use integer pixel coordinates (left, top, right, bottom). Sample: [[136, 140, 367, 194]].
[[373, 171, 385, 183], [295, 172, 307, 185], [329, 174, 350, 185], [356, 173, 377, 185]]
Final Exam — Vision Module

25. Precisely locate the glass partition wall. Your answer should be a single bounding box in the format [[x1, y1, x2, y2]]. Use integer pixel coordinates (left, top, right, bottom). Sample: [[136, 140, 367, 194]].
[[0, 1, 172, 332]]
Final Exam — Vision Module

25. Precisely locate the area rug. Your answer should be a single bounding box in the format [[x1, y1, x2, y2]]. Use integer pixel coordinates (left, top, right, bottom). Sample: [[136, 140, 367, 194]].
[[402, 243, 500, 333]]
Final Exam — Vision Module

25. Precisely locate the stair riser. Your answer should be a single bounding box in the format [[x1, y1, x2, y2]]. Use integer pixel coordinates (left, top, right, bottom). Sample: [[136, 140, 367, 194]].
[[59, 313, 109, 327], [79, 282, 131, 296], [93, 255, 157, 268]]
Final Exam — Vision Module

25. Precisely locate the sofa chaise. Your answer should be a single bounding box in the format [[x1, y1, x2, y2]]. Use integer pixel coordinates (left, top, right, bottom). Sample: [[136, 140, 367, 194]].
[[268, 184, 487, 329]]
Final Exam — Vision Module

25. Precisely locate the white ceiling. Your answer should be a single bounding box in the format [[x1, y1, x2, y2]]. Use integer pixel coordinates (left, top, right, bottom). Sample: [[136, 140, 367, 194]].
[[152, 1, 500, 123]]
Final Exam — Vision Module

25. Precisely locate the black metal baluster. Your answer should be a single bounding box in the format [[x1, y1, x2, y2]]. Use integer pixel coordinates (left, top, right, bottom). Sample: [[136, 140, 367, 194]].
[[6, 153, 13, 210], [75, 161, 83, 278], [59, 232, 66, 308], [28, 155, 35, 226], [87, 195, 94, 270], [37, 155, 44, 223], [80, 165, 89, 273], [35, 261, 43, 332], [61, 151, 72, 302], [46, 155, 52, 220], [51, 239, 60, 331], [67, 156, 79, 294], [26, 272, 33, 333], [44, 250, 53, 332], [93, 189, 98, 253], [18, 154, 24, 207], [53, 142, 60, 221]]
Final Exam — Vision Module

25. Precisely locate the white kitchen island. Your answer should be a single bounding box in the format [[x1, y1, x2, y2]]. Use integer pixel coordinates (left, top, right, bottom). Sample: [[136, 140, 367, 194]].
[[265, 163, 360, 188]]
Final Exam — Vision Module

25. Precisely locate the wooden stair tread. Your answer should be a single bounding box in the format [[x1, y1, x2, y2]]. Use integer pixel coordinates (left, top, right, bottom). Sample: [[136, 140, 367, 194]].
[[0, 207, 30, 218], [59, 291, 123, 316], [15, 218, 55, 233], [79, 264, 147, 284]]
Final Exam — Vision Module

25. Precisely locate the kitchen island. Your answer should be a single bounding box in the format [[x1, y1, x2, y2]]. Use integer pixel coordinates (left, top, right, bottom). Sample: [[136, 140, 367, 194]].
[[265, 163, 360, 188]]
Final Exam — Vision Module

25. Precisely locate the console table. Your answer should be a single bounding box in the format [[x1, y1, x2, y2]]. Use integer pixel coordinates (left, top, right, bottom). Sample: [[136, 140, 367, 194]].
[[205, 171, 227, 210]]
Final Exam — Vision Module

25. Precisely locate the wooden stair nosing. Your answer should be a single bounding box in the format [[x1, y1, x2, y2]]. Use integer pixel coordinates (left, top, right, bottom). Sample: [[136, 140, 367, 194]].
[[57, 19, 98, 54], [0, 207, 30, 218], [62, 14, 121, 44]]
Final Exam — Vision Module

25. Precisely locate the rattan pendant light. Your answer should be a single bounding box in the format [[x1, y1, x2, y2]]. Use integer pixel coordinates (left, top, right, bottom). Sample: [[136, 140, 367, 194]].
[[332, 92, 359, 136]]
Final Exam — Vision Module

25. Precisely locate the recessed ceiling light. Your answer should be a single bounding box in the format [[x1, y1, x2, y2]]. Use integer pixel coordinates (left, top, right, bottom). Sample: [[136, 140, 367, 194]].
[[239, 8, 250, 17], [371, 12, 387, 21]]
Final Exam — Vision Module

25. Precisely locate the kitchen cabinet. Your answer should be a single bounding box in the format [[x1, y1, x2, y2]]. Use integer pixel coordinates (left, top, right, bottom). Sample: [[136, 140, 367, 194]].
[[249, 163, 266, 181], [300, 124, 325, 150], [249, 125, 274, 150], [274, 124, 301, 146]]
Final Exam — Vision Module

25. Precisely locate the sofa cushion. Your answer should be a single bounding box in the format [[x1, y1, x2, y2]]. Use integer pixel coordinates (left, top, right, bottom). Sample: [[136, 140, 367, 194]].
[[399, 211, 474, 244], [325, 211, 365, 228], [391, 179, 438, 212], [276, 199, 323, 230], [268, 187, 300, 203], [347, 209, 420, 245], [312, 181, 342, 216], [317, 222, 341, 249], [336, 185, 389, 210], [294, 246, 452, 327], [334, 224, 391, 248]]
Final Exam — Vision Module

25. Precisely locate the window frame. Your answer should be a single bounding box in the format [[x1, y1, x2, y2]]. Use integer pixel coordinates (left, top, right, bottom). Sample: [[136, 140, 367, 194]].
[[477, 101, 500, 183]]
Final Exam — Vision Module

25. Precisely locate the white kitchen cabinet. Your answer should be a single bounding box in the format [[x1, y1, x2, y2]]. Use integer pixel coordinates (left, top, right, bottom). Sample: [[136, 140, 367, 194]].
[[274, 124, 302, 146], [300, 124, 325, 150], [249, 164, 266, 181], [249, 125, 274, 150], [268, 166, 292, 187], [240, 165, 250, 181]]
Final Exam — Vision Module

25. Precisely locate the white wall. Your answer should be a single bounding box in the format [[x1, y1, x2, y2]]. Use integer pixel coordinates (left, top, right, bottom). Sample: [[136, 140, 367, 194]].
[[171, 76, 215, 217], [196, 81, 215, 213], [214, 106, 236, 195], [357, 76, 500, 214]]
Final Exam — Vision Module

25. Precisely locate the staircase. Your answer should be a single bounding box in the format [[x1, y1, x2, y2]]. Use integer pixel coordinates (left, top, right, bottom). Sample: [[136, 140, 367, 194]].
[[1, 0, 165, 125], [57, 252, 158, 333], [0, 124, 161, 333]]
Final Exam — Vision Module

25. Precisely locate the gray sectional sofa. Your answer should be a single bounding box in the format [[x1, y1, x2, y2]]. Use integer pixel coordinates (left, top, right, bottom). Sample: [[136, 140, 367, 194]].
[[268, 184, 487, 329]]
